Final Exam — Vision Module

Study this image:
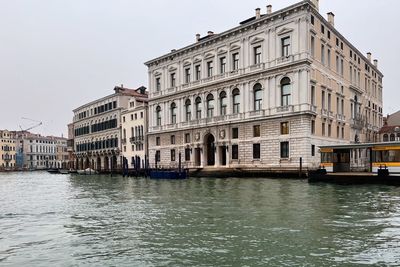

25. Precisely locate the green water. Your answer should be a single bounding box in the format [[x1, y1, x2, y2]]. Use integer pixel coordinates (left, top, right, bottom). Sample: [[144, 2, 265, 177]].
[[0, 172, 399, 266]]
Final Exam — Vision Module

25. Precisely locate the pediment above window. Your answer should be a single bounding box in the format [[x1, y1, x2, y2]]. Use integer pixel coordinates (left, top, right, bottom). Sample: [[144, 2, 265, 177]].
[[277, 27, 294, 36], [183, 60, 191, 67], [217, 47, 227, 54], [250, 37, 264, 44], [154, 71, 162, 76], [168, 66, 177, 72], [204, 52, 215, 59], [193, 57, 202, 63]]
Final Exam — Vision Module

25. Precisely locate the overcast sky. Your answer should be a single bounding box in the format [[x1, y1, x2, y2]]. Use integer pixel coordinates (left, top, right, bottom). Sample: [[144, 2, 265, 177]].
[[0, 0, 398, 136]]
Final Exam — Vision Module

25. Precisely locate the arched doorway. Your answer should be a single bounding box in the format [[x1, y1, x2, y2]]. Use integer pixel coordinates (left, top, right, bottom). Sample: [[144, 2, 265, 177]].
[[111, 155, 117, 171], [205, 134, 215, 166], [85, 157, 90, 169]]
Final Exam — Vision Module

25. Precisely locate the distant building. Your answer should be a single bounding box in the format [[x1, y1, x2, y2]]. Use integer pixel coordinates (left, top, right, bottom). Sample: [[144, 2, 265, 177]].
[[144, 0, 383, 170], [72, 85, 147, 171], [67, 123, 75, 169], [121, 89, 148, 169], [19, 133, 59, 169], [55, 137, 68, 168], [0, 130, 17, 169], [380, 111, 400, 142]]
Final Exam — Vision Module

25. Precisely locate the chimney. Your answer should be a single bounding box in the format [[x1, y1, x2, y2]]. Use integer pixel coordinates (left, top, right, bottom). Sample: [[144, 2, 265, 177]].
[[311, 0, 319, 11], [327, 12, 335, 27], [120, 84, 124, 88], [374, 59, 378, 68], [196, 33, 201, 42], [267, 5, 272, 15], [255, 8, 261, 19], [207, 31, 214, 36], [367, 52, 372, 62]]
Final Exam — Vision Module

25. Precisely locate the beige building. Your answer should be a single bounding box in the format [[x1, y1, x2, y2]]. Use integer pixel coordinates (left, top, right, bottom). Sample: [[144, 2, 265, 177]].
[[380, 111, 400, 142], [145, 0, 383, 171], [121, 91, 148, 168], [55, 137, 68, 168], [0, 130, 17, 169], [67, 123, 75, 169], [72, 85, 147, 171]]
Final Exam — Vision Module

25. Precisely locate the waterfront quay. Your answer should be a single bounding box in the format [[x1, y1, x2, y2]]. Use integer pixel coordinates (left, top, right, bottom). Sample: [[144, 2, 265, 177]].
[[1, 171, 400, 266]]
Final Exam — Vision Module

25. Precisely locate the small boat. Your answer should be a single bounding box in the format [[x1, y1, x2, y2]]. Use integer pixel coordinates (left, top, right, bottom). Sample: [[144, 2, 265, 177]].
[[59, 169, 69, 174], [77, 168, 97, 175], [47, 168, 60, 174]]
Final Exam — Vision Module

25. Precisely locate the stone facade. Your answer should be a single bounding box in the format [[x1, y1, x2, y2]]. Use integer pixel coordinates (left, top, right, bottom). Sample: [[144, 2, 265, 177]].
[[144, 0, 383, 170], [380, 110, 400, 142], [72, 85, 147, 171], [121, 94, 148, 169], [20, 133, 59, 169], [0, 130, 17, 169]]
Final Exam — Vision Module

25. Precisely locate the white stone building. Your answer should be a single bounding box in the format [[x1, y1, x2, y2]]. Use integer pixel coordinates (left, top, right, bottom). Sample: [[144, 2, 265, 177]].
[[121, 92, 148, 169], [72, 85, 147, 171], [144, 0, 383, 171], [21, 133, 58, 169]]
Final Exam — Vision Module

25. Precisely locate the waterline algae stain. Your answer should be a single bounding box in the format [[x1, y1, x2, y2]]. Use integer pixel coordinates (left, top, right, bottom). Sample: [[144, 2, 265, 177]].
[[1, 172, 400, 266]]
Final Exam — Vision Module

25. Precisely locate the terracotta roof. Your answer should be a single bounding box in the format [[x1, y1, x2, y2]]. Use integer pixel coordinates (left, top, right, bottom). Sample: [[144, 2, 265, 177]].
[[379, 125, 400, 134], [114, 86, 148, 98]]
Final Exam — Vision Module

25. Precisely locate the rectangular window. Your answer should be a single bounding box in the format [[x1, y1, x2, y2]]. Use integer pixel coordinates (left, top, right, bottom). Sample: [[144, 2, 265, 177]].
[[156, 137, 160, 146], [253, 144, 260, 159], [185, 148, 191, 161], [171, 149, 176, 161], [170, 135, 175, 145], [220, 57, 226, 74], [336, 55, 340, 73], [327, 49, 331, 68], [232, 128, 239, 139], [322, 91, 325, 109], [185, 133, 190, 143], [170, 73, 176, 87], [328, 124, 332, 137], [321, 44, 325, 65], [322, 122, 326, 136], [156, 150, 160, 162], [232, 144, 239, 160], [280, 142, 289, 158], [311, 85, 315, 106], [327, 31, 331, 39], [253, 125, 260, 137], [341, 127, 345, 139], [321, 24, 325, 34], [337, 126, 340, 138], [311, 15, 314, 25], [195, 65, 201, 80], [232, 53, 239, 70], [281, 122, 289, 135], [185, 68, 191, 83], [254, 46, 262, 64], [311, 36, 315, 57], [328, 93, 331, 112], [340, 58, 344, 75], [311, 145, 315, 157], [156, 77, 161, 91], [281, 37, 290, 57], [207, 61, 213, 77]]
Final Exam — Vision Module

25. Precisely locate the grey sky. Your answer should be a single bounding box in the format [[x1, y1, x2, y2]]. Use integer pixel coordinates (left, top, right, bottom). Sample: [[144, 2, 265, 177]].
[[0, 0, 398, 136]]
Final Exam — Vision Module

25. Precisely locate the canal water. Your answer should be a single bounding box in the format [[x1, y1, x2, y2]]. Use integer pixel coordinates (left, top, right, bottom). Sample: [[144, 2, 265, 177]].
[[1, 172, 400, 267]]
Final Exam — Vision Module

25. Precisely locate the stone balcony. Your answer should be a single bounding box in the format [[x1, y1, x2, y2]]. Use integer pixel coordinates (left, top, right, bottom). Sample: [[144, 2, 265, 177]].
[[276, 105, 294, 113], [336, 114, 346, 122]]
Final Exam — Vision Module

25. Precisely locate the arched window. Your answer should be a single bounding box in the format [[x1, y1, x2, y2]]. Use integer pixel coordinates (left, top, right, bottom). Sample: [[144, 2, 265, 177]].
[[281, 77, 291, 106], [185, 99, 191, 121], [195, 97, 202, 119], [232, 89, 240, 114], [253, 83, 262, 111], [390, 134, 395, 141], [156, 106, 161, 126], [219, 91, 227, 115], [207, 94, 215, 118], [171, 102, 177, 124]]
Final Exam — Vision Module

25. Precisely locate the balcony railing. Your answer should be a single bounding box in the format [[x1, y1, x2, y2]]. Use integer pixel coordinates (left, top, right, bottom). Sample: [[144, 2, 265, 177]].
[[336, 114, 346, 122], [277, 105, 294, 113], [249, 110, 265, 117], [129, 136, 144, 143]]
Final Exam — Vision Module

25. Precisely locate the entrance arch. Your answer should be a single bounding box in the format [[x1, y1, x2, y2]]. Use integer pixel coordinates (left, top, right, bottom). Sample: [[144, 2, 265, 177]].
[[97, 157, 102, 172], [205, 134, 215, 166]]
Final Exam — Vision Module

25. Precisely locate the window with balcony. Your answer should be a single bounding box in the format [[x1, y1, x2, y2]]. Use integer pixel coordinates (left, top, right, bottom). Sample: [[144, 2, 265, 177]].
[[170, 73, 176, 87], [281, 37, 290, 57], [185, 99, 191, 121], [185, 68, 191, 83], [170, 102, 177, 124], [254, 46, 262, 64], [232, 52, 239, 71], [253, 83, 262, 111], [220, 57, 226, 74], [156, 106, 162, 126], [219, 91, 227, 115], [207, 61, 213, 77], [281, 77, 291, 106], [207, 94, 214, 118], [232, 89, 240, 114], [155, 77, 161, 91], [195, 97, 202, 119], [195, 65, 201, 81]]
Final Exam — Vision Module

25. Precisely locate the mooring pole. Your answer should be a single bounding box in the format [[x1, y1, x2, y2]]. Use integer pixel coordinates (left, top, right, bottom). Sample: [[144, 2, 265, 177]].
[[299, 157, 303, 178], [179, 152, 182, 174]]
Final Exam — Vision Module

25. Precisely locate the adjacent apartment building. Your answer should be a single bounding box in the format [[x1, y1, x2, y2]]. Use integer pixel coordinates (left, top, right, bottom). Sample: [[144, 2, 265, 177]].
[[121, 89, 148, 168], [144, 0, 383, 170], [72, 85, 147, 171], [0, 130, 17, 169], [380, 111, 400, 142]]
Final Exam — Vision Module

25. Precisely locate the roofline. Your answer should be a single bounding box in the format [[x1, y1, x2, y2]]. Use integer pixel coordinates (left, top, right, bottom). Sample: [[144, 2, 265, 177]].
[[144, 0, 310, 66]]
